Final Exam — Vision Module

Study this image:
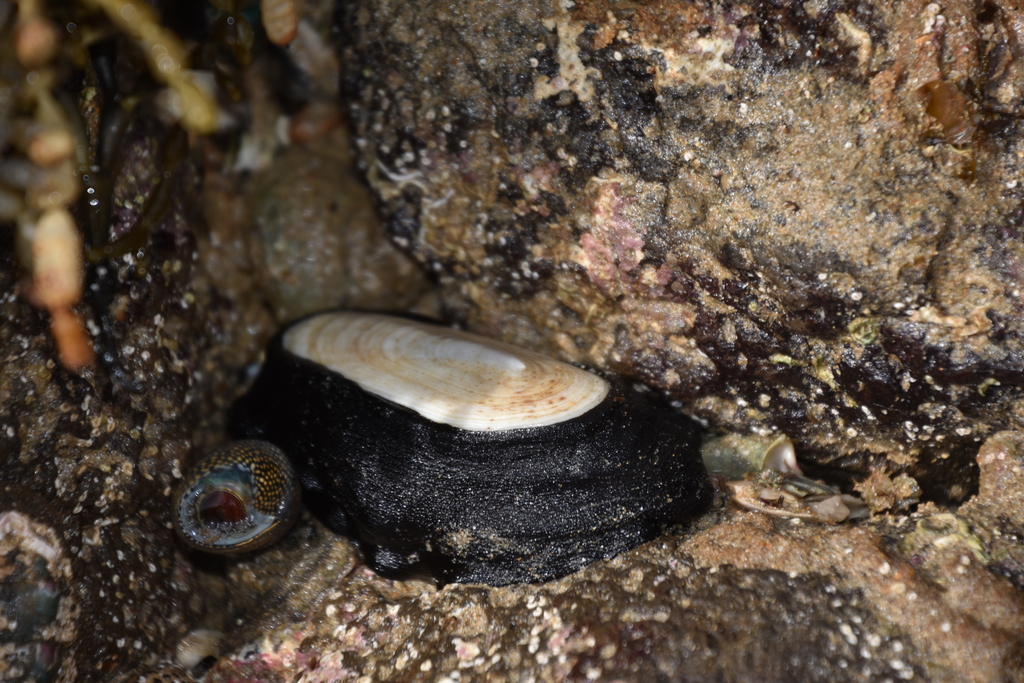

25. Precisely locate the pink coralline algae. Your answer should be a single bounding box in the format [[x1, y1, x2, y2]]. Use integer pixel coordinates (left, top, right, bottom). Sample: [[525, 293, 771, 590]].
[[579, 181, 645, 295]]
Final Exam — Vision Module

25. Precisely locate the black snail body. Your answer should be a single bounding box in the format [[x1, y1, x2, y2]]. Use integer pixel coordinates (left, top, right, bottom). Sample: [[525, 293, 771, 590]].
[[176, 312, 712, 585]]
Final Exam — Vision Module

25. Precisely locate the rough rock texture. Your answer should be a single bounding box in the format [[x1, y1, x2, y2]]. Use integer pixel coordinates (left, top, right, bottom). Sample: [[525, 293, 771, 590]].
[[0, 5, 435, 675], [246, 129, 432, 322], [339, 0, 1024, 501], [201, 60, 433, 326], [202, 430, 1024, 683], [5, 0, 1024, 680], [0, 111, 213, 679]]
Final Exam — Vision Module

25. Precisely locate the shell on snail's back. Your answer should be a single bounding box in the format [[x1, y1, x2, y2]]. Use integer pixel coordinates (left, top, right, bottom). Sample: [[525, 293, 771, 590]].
[[282, 312, 610, 430], [226, 312, 712, 585]]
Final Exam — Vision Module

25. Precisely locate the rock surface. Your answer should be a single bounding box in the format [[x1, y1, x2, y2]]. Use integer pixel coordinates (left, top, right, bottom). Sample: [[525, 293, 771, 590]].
[[246, 130, 432, 322], [3, 0, 1024, 681], [202, 430, 1024, 682], [0, 111, 212, 679], [339, 0, 1024, 501]]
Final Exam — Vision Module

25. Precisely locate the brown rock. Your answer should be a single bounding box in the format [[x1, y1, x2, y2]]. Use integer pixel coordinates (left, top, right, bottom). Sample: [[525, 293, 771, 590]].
[[339, 0, 1024, 500], [960, 431, 1024, 591], [0, 110, 212, 679], [203, 500, 1024, 682], [246, 128, 431, 322]]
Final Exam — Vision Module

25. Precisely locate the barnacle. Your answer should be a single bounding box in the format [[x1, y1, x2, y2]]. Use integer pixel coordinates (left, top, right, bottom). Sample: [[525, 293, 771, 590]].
[[727, 469, 870, 524]]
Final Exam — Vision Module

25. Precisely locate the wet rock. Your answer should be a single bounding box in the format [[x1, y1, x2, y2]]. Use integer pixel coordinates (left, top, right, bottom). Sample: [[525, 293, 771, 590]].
[[131, 663, 194, 683], [960, 431, 1024, 591], [0, 96, 250, 678], [338, 0, 1024, 501], [212, 512, 358, 651], [199, 501, 1024, 682], [246, 128, 432, 322], [0, 512, 73, 683], [683, 510, 1024, 682], [5, 2, 1024, 681]]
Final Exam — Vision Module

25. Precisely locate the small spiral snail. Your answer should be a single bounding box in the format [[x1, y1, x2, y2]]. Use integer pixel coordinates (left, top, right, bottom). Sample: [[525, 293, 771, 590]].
[[175, 312, 713, 585], [174, 440, 300, 554]]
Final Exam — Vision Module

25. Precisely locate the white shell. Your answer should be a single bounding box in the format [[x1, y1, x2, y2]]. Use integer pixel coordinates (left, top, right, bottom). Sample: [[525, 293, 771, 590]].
[[283, 312, 610, 431], [701, 433, 800, 479]]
